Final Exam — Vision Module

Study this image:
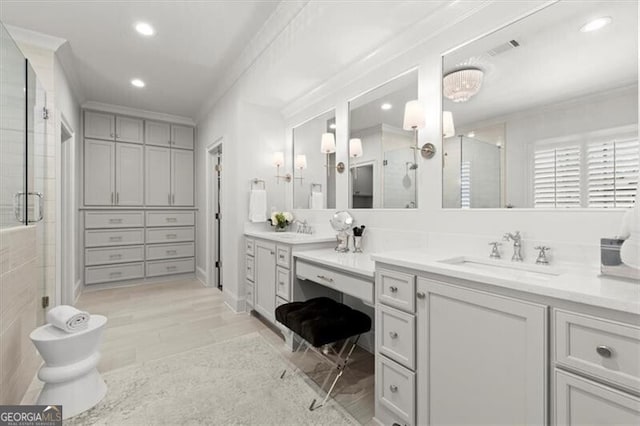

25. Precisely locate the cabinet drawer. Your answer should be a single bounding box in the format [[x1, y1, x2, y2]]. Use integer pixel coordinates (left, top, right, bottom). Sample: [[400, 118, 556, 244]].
[[146, 242, 194, 261], [377, 355, 415, 425], [276, 267, 290, 301], [377, 269, 415, 313], [145, 227, 194, 244], [85, 245, 144, 266], [246, 281, 254, 310], [85, 211, 144, 228], [85, 262, 144, 285], [554, 369, 640, 426], [296, 260, 374, 304], [276, 245, 291, 268], [146, 258, 194, 277], [554, 309, 640, 392], [85, 228, 144, 247], [246, 255, 255, 282], [245, 239, 255, 256], [377, 304, 415, 370], [146, 211, 194, 227]]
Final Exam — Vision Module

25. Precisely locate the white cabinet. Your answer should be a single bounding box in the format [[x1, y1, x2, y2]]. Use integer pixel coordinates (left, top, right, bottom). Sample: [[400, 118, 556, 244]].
[[145, 146, 171, 205], [254, 240, 276, 322], [84, 139, 115, 206], [145, 121, 171, 147], [146, 146, 193, 206], [171, 149, 194, 206], [415, 278, 547, 426], [85, 139, 143, 206], [171, 125, 194, 150], [84, 111, 115, 140], [115, 116, 144, 144], [85, 111, 143, 144]]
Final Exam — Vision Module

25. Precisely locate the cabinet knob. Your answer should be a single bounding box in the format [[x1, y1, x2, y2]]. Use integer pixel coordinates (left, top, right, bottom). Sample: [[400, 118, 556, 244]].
[[389, 384, 398, 393], [596, 345, 613, 358], [389, 331, 398, 339], [389, 286, 398, 293], [416, 292, 426, 299]]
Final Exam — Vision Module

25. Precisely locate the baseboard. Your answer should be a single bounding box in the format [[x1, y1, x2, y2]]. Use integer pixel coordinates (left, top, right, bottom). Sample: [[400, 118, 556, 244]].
[[223, 290, 244, 313], [196, 266, 207, 286]]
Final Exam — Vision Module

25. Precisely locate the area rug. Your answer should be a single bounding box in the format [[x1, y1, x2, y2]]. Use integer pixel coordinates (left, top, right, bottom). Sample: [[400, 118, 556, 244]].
[[67, 332, 359, 425]]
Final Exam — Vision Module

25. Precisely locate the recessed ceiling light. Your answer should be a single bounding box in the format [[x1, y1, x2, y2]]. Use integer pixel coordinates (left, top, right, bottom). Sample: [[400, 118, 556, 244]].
[[580, 16, 612, 33], [381, 103, 392, 110], [467, 131, 475, 138], [329, 123, 337, 129], [131, 79, 145, 88], [135, 22, 155, 36]]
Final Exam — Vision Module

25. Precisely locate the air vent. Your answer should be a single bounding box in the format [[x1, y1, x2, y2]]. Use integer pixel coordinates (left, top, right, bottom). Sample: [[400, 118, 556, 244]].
[[487, 40, 520, 56]]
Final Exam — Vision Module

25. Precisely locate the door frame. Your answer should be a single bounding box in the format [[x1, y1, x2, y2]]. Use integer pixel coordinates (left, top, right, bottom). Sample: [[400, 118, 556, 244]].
[[56, 113, 77, 305], [205, 138, 223, 289]]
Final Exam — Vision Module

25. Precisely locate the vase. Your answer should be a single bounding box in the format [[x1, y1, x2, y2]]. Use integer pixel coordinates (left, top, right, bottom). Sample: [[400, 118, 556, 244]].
[[275, 224, 287, 232]]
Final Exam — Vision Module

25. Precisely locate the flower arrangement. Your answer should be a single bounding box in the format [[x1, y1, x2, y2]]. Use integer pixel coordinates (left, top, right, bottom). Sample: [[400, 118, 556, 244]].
[[269, 211, 293, 232]]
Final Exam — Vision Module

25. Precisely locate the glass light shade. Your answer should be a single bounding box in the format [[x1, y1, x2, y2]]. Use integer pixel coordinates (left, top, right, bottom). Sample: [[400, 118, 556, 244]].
[[403, 100, 426, 130], [295, 154, 307, 169], [320, 133, 336, 153], [443, 111, 455, 138], [443, 68, 484, 103], [272, 151, 284, 167], [349, 138, 363, 158]]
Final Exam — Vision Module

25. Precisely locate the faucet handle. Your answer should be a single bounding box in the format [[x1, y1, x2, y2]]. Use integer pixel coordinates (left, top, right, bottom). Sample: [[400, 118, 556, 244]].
[[534, 246, 551, 265], [489, 242, 502, 259]]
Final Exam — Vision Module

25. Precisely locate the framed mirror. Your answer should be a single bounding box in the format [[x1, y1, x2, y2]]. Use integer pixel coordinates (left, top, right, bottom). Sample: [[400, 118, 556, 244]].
[[292, 109, 336, 209], [349, 69, 419, 209], [442, 1, 638, 209]]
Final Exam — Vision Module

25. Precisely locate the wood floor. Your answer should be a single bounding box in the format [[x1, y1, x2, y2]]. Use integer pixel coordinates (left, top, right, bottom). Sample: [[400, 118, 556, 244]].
[[24, 278, 375, 425]]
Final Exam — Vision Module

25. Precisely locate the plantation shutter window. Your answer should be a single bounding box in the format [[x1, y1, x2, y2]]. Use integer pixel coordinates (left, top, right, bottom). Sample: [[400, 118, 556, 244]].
[[533, 146, 581, 208], [587, 138, 639, 208]]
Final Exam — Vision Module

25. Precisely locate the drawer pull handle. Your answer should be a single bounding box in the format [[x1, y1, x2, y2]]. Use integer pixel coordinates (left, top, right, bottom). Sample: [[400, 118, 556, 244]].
[[416, 292, 425, 299], [389, 286, 398, 293], [279, 281, 284, 286], [109, 236, 123, 241], [166, 218, 177, 222], [316, 275, 334, 283], [109, 271, 122, 277], [596, 345, 613, 358], [109, 218, 123, 224], [389, 385, 398, 393], [166, 250, 177, 255], [109, 254, 122, 259], [166, 234, 177, 239], [247, 267, 251, 271], [279, 255, 285, 260], [389, 331, 398, 339], [167, 266, 177, 271]]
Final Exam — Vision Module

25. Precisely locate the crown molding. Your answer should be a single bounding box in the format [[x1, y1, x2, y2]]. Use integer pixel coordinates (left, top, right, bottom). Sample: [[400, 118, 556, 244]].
[[82, 101, 196, 126], [5, 25, 66, 52]]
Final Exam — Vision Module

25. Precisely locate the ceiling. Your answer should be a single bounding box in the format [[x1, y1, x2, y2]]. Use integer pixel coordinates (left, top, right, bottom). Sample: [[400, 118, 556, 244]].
[[0, 1, 448, 121], [0, 0, 281, 119], [443, 0, 638, 128]]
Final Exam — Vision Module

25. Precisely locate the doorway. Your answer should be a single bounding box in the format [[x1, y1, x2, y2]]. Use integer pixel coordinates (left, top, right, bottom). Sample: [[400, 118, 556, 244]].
[[206, 140, 223, 290]]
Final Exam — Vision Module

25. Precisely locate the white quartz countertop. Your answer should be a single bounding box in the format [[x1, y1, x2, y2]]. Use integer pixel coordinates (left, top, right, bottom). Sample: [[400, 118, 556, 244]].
[[371, 250, 640, 315], [294, 249, 375, 279], [244, 231, 336, 245]]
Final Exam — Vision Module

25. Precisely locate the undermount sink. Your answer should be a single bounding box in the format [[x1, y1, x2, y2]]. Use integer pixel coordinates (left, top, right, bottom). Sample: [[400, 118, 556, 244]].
[[272, 232, 314, 239], [438, 256, 562, 281]]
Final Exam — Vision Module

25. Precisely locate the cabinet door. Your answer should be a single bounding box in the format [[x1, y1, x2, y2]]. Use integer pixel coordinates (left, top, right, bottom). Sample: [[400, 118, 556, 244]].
[[416, 278, 547, 426], [145, 146, 171, 206], [254, 241, 276, 322], [84, 139, 115, 205], [171, 149, 194, 206], [84, 111, 115, 140], [171, 125, 194, 150], [115, 116, 144, 144], [115, 143, 143, 205], [554, 369, 640, 425], [145, 121, 171, 147]]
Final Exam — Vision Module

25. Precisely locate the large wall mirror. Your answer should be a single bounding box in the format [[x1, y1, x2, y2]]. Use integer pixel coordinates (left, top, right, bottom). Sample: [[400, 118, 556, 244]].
[[292, 109, 337, 209], [442, 1, 638, 209], [349, 69, 419, 209]]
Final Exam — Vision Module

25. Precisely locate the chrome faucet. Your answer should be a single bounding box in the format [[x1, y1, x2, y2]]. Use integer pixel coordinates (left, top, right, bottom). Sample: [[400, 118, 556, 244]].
[[503, 231, 523, 262], [294, 219, 313, 234]]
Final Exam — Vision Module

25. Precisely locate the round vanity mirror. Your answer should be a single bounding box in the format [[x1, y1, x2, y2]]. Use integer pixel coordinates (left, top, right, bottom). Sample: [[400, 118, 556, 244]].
[[330, 210, 354, 232]]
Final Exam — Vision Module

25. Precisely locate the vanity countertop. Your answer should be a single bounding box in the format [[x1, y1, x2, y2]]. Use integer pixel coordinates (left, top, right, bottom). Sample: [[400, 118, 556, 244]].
[[371, 250, 640, 315], [294, 249, 375, 279], [244, 231, 336, 245]]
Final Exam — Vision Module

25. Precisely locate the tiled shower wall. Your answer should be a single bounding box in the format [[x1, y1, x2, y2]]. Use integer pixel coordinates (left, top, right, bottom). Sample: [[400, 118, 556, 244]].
[[0, 225, 40, 404]]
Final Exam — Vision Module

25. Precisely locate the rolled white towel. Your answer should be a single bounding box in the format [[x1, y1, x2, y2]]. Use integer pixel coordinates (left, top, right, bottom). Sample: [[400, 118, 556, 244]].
[[46, 305, 90, 333]]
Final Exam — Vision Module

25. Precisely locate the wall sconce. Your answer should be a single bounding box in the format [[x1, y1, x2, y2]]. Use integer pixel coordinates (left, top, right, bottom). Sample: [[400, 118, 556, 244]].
[[320, 133, 336, 177], [349, 138, 363, 179], [294, 154, 307, 185], [403, 100, 435, 160], [273, 151, 291, 183], [443, 111, 455, 138]]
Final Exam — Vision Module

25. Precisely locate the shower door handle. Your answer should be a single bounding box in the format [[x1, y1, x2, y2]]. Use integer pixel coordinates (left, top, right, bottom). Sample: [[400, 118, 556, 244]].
[[14, 192, 44, 223], [28, 192, 44, 223]]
